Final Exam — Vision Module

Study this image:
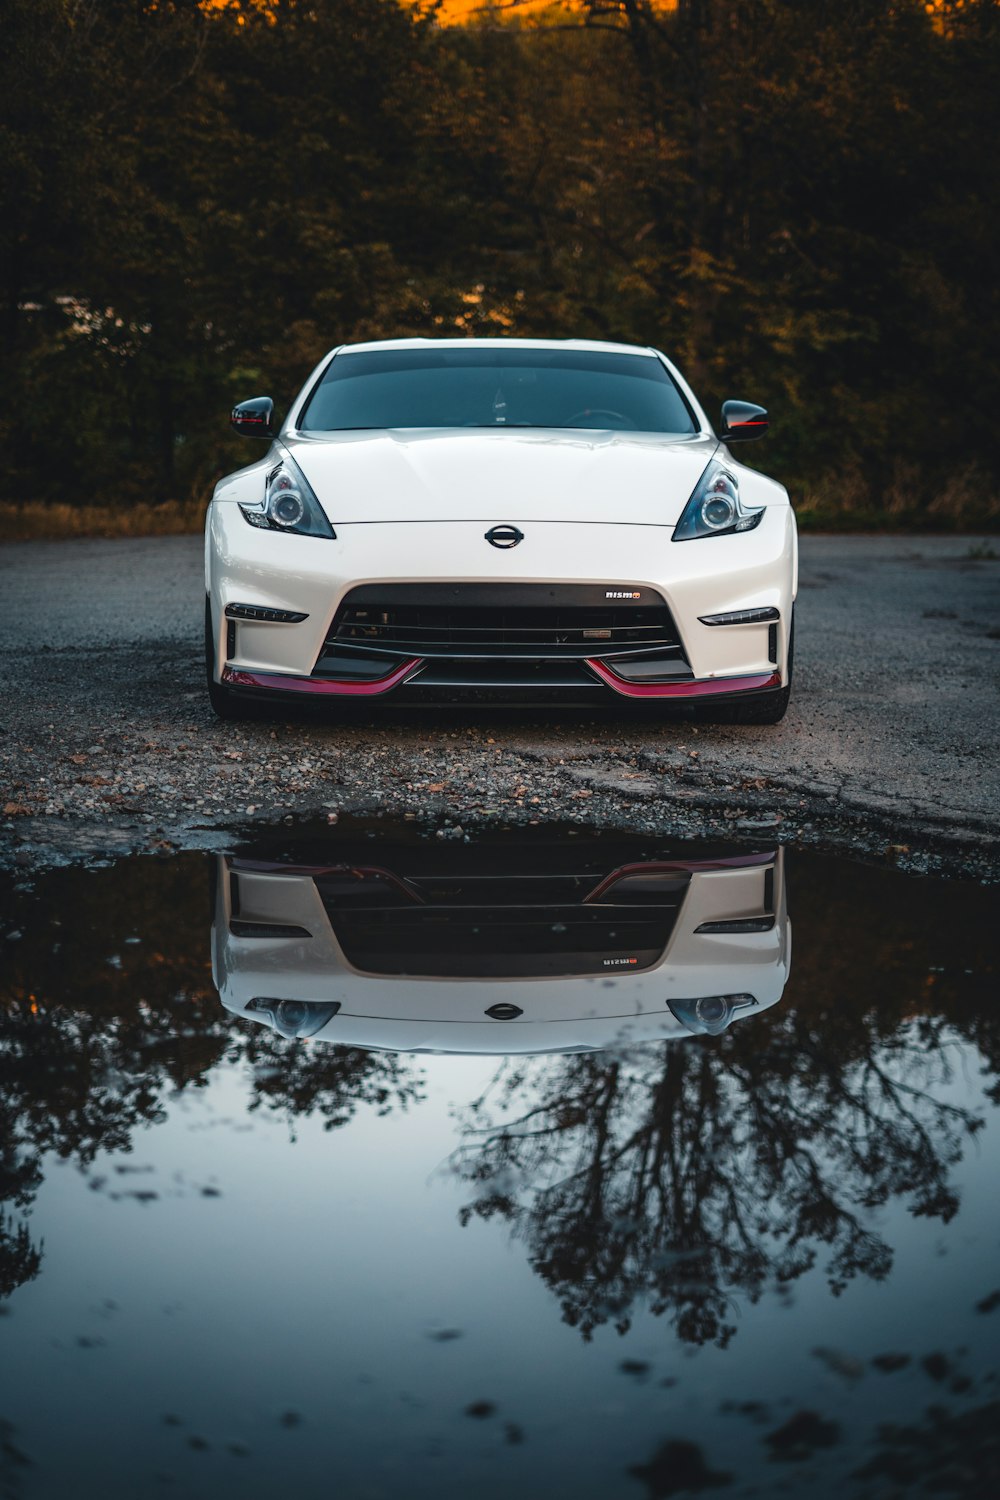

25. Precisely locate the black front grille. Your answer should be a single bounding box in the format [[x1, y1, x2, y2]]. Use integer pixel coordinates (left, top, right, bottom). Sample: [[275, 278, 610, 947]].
[[314, 864, 688, 978], [320, 583, 682, 664]]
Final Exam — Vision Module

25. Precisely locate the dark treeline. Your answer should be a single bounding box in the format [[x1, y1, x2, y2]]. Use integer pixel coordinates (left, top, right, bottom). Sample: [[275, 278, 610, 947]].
[[3, 0, 998, 526]]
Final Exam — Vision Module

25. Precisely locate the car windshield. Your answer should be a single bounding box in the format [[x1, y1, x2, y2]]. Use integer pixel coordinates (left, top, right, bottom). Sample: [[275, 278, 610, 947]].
[[298, 348, 697, 433]]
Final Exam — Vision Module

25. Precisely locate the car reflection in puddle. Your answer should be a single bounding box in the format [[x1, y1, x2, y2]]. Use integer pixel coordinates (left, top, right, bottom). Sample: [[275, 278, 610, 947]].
[[214, 841, 789, 1053]]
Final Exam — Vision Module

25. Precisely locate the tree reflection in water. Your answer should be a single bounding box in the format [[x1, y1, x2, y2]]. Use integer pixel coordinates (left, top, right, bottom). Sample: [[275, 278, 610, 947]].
[[452, 1017, 983, 1346], [2, 843, 996, 1341], [0, 855, 422, 1303]]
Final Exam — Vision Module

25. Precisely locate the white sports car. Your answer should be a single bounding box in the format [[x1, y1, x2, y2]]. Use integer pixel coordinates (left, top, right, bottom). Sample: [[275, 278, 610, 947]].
[[206, 338, 796, 722]]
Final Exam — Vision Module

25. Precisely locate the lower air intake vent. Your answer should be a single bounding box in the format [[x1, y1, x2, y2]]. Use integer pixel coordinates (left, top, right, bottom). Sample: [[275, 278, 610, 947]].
[[230, 920, 312, 939]]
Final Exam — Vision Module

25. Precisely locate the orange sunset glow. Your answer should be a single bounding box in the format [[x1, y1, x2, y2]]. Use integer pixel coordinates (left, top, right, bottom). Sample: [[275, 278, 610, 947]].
[[199, 0, 679, 25]]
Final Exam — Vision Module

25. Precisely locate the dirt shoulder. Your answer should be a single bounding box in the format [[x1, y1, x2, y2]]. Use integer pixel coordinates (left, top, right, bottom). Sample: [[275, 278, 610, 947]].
[[1, 534, 997, 879]]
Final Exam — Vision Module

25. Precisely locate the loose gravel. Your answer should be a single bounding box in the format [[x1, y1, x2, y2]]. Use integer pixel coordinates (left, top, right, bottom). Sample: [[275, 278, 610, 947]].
[[1, 534, 997, 879]]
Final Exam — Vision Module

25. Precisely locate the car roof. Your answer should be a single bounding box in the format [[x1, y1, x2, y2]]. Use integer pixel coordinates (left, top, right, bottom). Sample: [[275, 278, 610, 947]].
[[333, 337, 659, 357]]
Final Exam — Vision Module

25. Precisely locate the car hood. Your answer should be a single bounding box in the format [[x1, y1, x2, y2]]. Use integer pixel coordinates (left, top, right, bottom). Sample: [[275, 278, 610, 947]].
[[283, 429, 718, 527]]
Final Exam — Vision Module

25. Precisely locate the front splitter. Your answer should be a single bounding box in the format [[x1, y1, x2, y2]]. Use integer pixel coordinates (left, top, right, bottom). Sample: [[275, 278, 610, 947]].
[[222, 659, 421, 697], [584, 661, 782, 699], [223, 660, 781, 701]]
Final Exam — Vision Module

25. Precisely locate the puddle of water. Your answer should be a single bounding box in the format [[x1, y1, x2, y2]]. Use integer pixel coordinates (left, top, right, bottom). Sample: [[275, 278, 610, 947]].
[[1, 821, 998, 1499]]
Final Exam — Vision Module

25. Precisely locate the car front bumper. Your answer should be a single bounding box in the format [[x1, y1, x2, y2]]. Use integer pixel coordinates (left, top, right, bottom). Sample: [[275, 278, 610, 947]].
[[208, 505, 797, 699]]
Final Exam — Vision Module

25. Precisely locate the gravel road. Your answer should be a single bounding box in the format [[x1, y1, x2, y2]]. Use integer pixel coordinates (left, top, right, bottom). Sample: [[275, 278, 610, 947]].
[[1, 533, 998, 876]]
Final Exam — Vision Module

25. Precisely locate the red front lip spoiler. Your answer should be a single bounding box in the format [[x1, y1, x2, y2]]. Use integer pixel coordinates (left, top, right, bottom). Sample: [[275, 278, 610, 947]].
[[222, 659, 780, 700], [585, 660, 781, 699], [583, 853, 775, 904], [222, 659, 421, 696]]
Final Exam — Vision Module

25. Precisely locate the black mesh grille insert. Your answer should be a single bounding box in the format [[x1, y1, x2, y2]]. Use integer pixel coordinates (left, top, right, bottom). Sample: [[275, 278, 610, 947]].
[[320, 583, 683, 663], [313, 865, 689, 978]]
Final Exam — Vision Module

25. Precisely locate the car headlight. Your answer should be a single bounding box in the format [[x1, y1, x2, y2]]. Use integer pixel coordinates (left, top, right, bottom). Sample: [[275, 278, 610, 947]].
[[667, 994, 758, 1035], [672, 461, 764, 542], [239, 452, 336, 539], [245, 998, 341, 1038]]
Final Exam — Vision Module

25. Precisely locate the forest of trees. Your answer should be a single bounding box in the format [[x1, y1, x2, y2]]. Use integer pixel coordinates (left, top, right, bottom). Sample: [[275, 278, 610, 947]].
[[2, 0, 998, 528]]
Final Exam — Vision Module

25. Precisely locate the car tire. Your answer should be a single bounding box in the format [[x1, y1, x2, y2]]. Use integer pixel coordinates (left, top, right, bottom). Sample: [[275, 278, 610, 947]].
[[698, 612, 794, 726], [205, 596, 247, 720]]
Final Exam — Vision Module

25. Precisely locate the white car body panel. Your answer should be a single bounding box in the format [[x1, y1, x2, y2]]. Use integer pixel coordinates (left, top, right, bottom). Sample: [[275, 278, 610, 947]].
[[283, 430, 720, 527], [208, 505, 794, 684]]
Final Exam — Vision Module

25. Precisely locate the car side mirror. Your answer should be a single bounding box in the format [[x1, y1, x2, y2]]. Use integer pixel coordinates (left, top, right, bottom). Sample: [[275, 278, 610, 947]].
[[720, 400, 769, 442], [231, 396, 275, 439]]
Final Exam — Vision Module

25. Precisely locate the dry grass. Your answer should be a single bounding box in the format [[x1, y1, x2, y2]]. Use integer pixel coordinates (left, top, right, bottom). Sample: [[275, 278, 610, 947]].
[[1, 499, 206, 542], [795, 459, 1000, 532]]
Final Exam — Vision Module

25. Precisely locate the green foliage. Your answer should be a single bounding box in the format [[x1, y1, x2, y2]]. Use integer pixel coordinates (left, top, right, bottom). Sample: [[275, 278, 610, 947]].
[[2, 0, 998, 525]]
